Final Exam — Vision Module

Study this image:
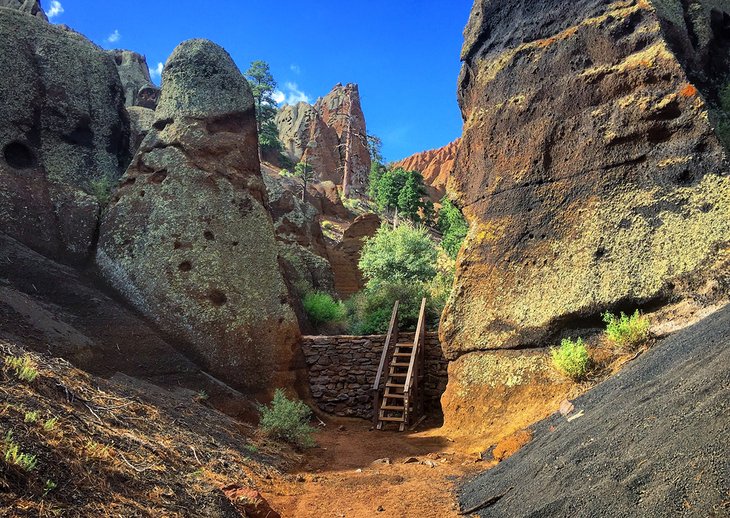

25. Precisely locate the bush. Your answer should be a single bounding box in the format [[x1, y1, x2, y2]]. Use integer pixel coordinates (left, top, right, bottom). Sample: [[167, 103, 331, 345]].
[[89, 175, 113, 206], [359, 223, 438, 288], [258, 389, 315, 449], [303, 292, 346, 326], [438, 198, 468, 259], [551, 338, 590, 381], [603, 310, 650, 350]]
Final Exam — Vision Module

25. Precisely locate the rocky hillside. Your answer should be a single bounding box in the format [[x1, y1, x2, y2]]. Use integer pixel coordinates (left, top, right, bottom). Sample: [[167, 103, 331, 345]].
[[275, 84, 371, 196], [391, 138, 461, 202]]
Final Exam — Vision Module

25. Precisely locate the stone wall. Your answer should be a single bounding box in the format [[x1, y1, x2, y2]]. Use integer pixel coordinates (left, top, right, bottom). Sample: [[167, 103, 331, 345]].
[[301, 332, 448, 419]]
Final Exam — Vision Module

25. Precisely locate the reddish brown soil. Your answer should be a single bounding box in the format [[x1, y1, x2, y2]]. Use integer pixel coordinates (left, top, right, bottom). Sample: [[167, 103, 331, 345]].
[[260, 418, 486, 518]]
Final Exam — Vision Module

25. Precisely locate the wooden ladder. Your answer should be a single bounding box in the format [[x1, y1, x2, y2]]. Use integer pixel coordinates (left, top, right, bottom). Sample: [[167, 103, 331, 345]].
[[372, 298, 427, 432]]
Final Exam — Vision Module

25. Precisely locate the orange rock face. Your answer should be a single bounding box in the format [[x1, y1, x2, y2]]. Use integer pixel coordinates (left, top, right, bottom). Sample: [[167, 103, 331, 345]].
[[392, 138, 461, 202]]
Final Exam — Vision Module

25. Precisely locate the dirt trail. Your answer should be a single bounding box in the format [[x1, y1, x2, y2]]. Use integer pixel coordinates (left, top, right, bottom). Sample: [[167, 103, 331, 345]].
[[261, 418, 486, 518]]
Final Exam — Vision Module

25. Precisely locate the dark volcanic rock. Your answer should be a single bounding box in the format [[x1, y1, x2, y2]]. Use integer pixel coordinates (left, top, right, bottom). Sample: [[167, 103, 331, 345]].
[[108, 49, 160, 109], [0, 0, 47, 20], [97, 39, 299, 393], [0, 8, 129, 264], [459, 305, 730, 517], [441, 0, 730, 359]]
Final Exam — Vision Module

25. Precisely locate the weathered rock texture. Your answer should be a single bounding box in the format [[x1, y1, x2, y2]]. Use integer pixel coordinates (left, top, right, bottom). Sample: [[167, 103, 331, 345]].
[[275, 84, 371, 195], [126, 106, 155, 158], [108, 50, 160, 109], [97, 39, 299, 393], [327, 213, 381, 298], [0, 0, 47, 20], [301, 332, 448, 419], [442, 0, 730, 359], [392, 138, 461, 202], [0, 8, 129, 264]]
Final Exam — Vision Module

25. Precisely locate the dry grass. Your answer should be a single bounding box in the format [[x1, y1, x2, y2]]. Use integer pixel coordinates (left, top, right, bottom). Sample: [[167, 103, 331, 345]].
[[0, 339, 293, 517]]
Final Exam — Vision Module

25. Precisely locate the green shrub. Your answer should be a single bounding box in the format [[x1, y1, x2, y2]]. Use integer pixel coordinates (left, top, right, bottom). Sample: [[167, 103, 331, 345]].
[[89, 175, 113, 206], [359, 223, 438, 288], [303, 292, 346, 326], [23, 411, 38, 424], [4, 356, 38, 382], [603, 310, 650, 350], [551, 338, 590, 381], [42, 418, 58, 432], [3, 431, 37, 472], [438, 198, 468, 259], [258, 389, 315, 449]]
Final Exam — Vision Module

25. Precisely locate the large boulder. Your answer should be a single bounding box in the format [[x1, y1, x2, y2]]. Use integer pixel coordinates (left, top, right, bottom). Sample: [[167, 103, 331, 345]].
[[0, 0, 47, 20], [108, 49, 161, 110], [97, 39, 300, 393], [0, 8, 129, 264], [441, 0, 730, 359]]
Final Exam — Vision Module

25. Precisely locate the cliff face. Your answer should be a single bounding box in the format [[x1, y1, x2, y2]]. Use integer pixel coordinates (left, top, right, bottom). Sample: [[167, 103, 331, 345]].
[[108, 49, 160, 109], [275, 83, 371, 196], [441, 0, 730, 359], [392, 138, 461, 202]]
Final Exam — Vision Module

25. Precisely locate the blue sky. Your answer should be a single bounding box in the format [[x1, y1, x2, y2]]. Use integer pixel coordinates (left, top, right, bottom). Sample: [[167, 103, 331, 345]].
[[45, 0, 472, 162]]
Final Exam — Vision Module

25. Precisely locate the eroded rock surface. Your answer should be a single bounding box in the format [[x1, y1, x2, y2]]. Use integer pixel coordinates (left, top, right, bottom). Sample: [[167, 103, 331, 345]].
[[275, 83, 371, 195], [442, 0, 730, 359], [97, 39, 299, 393], [108, 49, 160, 109], [0, 8, 129, 264], [0, 0, 47, 20], [327, 213, 381, 298], [392, 139, 461, 202]]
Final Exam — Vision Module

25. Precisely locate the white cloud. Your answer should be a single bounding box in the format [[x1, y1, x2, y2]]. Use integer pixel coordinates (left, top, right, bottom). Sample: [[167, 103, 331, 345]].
[[274, 82, 310, 105], [106, 29, 121, 44], [46, 0, 63, 19], [290, 64, 301, 75], [149, 62, 164, 80]]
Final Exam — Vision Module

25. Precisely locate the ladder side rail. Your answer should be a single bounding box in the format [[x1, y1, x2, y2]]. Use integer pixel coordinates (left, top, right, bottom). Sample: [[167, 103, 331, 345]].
[[372, 300, 399, 426]]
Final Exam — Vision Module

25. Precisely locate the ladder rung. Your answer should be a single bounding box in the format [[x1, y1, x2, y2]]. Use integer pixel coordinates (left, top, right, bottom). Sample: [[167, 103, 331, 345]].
[[384, 392, 405, 398], [386, 383, 405, 388], [381, 405, 404, 411], [393, 352, 411, 357], [391, 362, 410, 367], [379, 416, 405, 422], [396, 343, 413, 348], [389, 373, 407, 377]]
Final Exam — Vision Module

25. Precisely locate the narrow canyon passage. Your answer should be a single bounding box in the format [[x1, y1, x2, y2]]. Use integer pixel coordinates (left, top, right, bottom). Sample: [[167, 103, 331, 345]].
[[260, 417, 485, 518]]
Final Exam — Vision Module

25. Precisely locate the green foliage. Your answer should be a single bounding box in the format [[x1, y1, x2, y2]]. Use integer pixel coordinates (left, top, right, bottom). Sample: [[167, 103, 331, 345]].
[[346, 282, 431, 334], [359, 223, 438, 288], [258, 389, 315, 449], [42, 418, 58, 432], [438, 198, 468, 259], [367, 134, 384, 165], [89, 175, 113, 206], [3, 431, 37, 472], [245, 60, 283, 151], [43, 479, 57, 497], [23, 411, 38, 424], [4, 355, 38, 383], [602, 310, 650, 350], [369, 167, 429, 223], [551, 338, 590, 381], [303, 292, 346, 326], [291, 160, 316, 199], [425, 250, 456, 318], [397, 172, 428, 222], [368, 162, 386, 200]]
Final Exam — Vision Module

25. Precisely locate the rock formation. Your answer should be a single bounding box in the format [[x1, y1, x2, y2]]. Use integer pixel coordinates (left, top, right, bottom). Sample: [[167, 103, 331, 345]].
[[108, 49, 160, 109], [392, 138, 461, 202], [97, 39, 299, 393], [275, 83, 371, 196], [327, 213, 381, 298], [441, 0, 730, 360], [126, 106, 155, 157], [0, 0, 47, 20], [0, 8, 129, 265]]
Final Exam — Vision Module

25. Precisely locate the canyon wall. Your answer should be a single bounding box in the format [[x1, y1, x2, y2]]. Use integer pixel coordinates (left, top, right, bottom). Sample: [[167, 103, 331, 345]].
[[391, 138, 461, 202], [440, 0, 730, 436]]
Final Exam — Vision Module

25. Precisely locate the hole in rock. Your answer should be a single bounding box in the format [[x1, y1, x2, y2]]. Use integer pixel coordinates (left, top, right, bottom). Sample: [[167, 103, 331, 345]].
[[674, 170, 694, 185], [3, 141, 35, 169], [204, 231, 215, 241], [178, 261, 192, 272], [148, 171, 167, 184], [208, 290, 227, 306]]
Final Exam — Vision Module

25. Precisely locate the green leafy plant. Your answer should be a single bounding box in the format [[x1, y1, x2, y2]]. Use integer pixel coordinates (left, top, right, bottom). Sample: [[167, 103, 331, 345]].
[[195, 390, 209, 402], [89, 175, 113, 206], [43, 479, 57, 497], [42, 417, 58, 432], [359, 223, 438, 288], [303, 292, 346, 326], [346, 282, 437, 335], [551, 338, 590, 381], [4, 355, 39, 382], [258, 389, 315, 449], [438, 198, 468, 259], [603, 310, 650, 350], [23, 411, 38, 424], [3, 431, 38, 472]]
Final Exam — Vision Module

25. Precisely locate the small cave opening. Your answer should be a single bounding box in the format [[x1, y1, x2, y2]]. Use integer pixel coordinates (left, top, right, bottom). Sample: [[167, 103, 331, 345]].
[[204, 230, 215, 241], [208, 289, 227, 306], [3, 141, 36, 169], [178, 261, 192, 272]]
